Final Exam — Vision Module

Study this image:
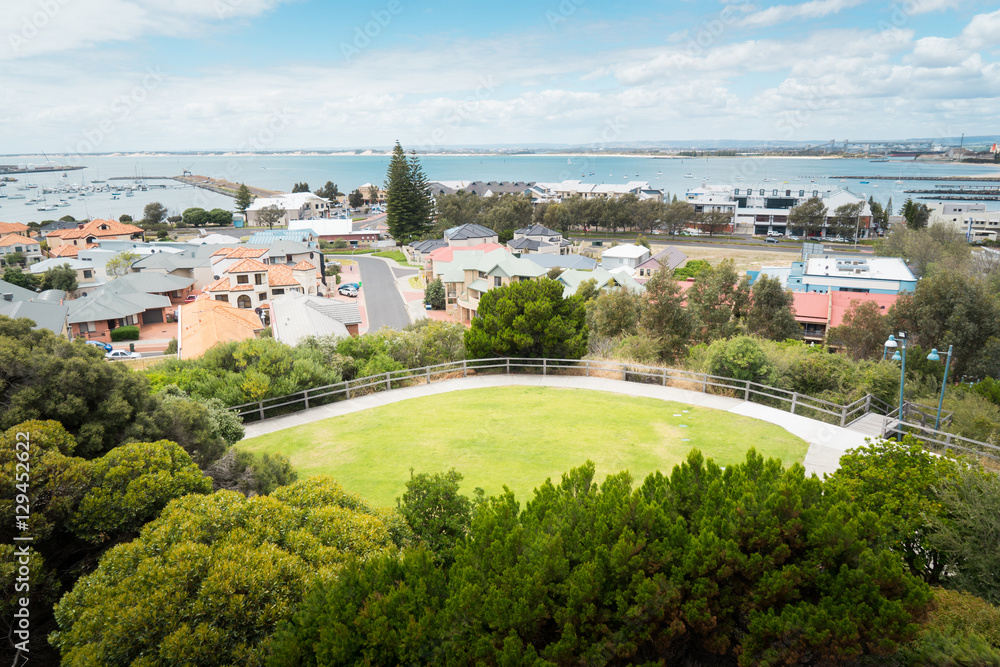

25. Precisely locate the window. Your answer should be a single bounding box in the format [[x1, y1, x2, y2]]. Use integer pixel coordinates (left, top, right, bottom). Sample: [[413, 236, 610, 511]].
[[78, 321, 89, 333], [258, 292, 266, 301], [237, 295, 252, 309], [494, 276, 502, 287], [237, 274, 249, 284], [83, 270, 92, 279], [215, 295, 229, 302], [255, 273, 264, 285], [272, 288, 284, 295], [799, 190, 805, 197], [286, 254, 293, 263]]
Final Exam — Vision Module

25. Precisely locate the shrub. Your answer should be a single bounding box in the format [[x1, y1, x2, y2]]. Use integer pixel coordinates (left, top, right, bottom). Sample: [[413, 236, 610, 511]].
[[109, 325, 139, 341], [706, 335, 778, 388], [424, 277, 445, 310], [164, 337, 177, 355]]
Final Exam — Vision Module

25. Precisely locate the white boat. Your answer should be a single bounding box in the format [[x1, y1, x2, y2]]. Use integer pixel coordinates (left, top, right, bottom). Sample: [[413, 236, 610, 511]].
[[38, 205, 57, 211], [8, 193, 25, 199], [684, 173, 694, 178]]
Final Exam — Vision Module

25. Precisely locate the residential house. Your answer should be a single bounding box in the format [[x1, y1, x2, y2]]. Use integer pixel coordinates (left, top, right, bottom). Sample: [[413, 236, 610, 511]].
[[29, 257, 105, 292], [634, 246, 687, 282], [45, 218, 144, 252], [0, 234, 42, 266], [0, 283, 69, 337], [445, 223, 498, 247], [204, 258, 319, 309], [178, 298, 264, 360], [749, 254, 916, 294], [0, 222, 33, 236], [269, 291, 361, 344], [426, 181, 533, 197], [288, 219, 381, 247], [529, 180, 664, 203], [521, 253, 597, 272], [67, 290, 172, 339], [246, 192, 333, 226], [791, 291, 899, 344], [557, 267, 645, 298], [431, 248, 547, 322], [508, 224, 573, 256], [600, 244, 651, 271]]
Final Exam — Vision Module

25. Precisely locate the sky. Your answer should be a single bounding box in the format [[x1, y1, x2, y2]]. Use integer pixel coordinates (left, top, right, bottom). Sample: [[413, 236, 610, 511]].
[[1, 0, 998, 153]]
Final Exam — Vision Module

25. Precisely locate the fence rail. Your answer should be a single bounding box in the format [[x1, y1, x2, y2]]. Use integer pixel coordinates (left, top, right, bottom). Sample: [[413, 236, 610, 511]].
[[228, 356, 893, 424]]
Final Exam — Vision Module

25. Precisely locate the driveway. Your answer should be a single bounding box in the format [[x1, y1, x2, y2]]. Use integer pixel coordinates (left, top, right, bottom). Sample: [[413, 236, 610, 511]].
[[353, 255, 412, 331]]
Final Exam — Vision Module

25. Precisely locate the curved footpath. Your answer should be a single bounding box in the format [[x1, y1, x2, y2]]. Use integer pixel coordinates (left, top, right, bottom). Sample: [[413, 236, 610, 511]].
[[240, 375, 871, 477]]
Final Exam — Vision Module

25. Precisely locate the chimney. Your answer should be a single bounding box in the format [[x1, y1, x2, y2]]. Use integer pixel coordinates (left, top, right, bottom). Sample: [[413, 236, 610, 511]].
[[2, 293, 12, 301]]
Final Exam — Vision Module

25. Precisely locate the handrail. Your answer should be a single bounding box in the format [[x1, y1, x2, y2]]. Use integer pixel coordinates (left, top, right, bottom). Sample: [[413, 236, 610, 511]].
[[880, 415, 999, 462], [227, 357, 894, 431]]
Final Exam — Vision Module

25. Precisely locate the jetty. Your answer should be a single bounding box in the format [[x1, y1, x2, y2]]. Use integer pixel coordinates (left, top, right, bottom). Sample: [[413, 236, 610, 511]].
[[0, 164, 85, 175], [173, 174, 282, 199], [834, 175, 1000, 182]]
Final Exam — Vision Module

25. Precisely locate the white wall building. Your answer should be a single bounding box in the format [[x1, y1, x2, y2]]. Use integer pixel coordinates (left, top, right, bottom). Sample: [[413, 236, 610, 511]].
[[530, 180, 664, 203], [600, 244, 650, 270], [928, 202, 1000, 242], [246, 193, 333, 226]]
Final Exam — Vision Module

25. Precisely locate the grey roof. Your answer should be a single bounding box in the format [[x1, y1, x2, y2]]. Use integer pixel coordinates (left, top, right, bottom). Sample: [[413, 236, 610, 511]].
[[35, 289, 67, 303], [515, 224, 561, 237], [67, 291, 170, 324], [0, 300, 68, 334], [131, 251, 205, 271], [98, 272, 195, 295], [464, 181, 534, 196], [411, 239, 448, 254], [269, 292, 358, 346], [29, 257, 91, 274], [637, 246, 688, 271], [0, 278, 40, 302], [521, 254, 597, 271], [508, 237, 544, 251], [444, 223, 497, 241], [247, 230, 316, 245], [39, 220, 81, 235]]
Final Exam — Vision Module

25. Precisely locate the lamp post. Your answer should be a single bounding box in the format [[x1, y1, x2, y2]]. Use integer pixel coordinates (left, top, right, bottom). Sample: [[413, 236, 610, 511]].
[[885, 332, 907, 439], [926, 345, 953, 430]]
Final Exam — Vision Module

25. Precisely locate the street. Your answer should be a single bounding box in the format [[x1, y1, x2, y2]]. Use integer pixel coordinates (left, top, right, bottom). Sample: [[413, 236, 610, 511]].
[[353, 255, 413, 331]]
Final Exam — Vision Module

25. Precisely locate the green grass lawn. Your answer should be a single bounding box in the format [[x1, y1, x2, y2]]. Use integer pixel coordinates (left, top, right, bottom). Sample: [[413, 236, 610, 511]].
[[238, 387, 808, 506]]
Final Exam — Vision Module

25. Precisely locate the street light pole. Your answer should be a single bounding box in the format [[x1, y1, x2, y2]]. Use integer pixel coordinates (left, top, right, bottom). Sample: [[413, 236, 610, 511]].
[[886, 332, 907, 440], [926, 345, 954, 430]]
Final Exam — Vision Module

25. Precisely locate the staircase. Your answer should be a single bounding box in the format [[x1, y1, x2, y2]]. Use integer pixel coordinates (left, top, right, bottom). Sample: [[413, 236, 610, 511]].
[[845, 413, 885, 438]]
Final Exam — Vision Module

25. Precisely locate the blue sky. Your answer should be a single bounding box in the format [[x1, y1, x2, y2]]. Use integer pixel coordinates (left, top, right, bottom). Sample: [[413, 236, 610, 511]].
[[1, 0, 998, 152]]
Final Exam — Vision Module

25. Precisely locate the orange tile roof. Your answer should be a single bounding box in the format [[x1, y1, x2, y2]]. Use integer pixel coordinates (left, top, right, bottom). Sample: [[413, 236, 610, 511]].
[[228, 258, 269, 273], [211, 247, 237, 257], [225, 247, 268, 259], [267, 264, 299, 287], [0, 234, 39, 247], [292, 260, 316, 271], [179, 299, 263, 360], [0, 222, 31, 236], [204, 277, 231, 292], [57, 218, 144, 240], [230, 284, 256, 292], [45, 228, 71, 238], [49, 244, 79, 258]]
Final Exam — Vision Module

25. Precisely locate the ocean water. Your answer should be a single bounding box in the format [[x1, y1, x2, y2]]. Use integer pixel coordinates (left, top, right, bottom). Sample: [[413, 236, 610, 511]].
[[2, 154, 998, 224]]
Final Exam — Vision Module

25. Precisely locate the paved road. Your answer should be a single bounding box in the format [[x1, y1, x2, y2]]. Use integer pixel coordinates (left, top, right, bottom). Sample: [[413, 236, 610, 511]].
[[354, 256, 412, 331]]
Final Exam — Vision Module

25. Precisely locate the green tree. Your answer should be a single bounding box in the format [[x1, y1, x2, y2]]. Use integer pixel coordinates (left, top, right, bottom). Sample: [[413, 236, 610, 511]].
[[118, 214, 133, 223], [746, 274, 801, 341], [313, 181, 342, 200], [696, 209, 733, 236], [574, 277, 600, 303], [706, 335, 778, 386], [104, 250, 140, 279], [639, 268, 693, 361], [787, 196, 827, 236], [51, 478, 405, 666], [208, 207, 233, 226], [4, 250, 26, 267], [291, 181, 310, 193], [435, 190, 484, 230], [39, 262, 77, 292], [686, 259, 751, 343], [928, 466, 1000, 603], [1, 266, 40, 290], [902, 197, 931, 230], [142, 201, 168, 226], [385, 141, 433, 243], [234, 183, 254, 216], [256, 202, 285, 229], [587, 286, 642, 341], [423, 276, 445, 310], [659, 199, 694, 236], [347, 189, 364, 209], [831, 201, 864, 239], [827, 298, 891, 360], [397, 468, 478, 564], [464, 277, 588, 359], [181, 206, 210, 227], [204, 448, 298, 497], [826, 437, 960, 584]]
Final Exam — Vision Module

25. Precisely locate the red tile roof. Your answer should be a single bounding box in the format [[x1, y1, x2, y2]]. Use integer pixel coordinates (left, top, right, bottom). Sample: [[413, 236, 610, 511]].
[[49, 244, 79, 258], [267, 264, 299, 287], [227, 258, 269, 273], [0, 222, 31, 236], [57, 218, 144, 240], [224, 247, 268, 259], [0, 234, 39, 247], [292, 260, 316, 271], [179, 299, 263, 360], [204, 277, 231, 292]]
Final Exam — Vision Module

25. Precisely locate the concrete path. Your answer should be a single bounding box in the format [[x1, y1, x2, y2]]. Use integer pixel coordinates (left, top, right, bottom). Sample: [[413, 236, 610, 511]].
[[240, 375, 872, 476]]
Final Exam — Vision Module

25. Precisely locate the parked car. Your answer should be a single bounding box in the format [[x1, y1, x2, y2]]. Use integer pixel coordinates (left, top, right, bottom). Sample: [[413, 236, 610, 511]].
[[767, 231, 783, 237], [764, 237, 780, 244], [85, 340, 113, 352], [340, 282, 360, 290], [184, 294, 198, 303], [786, 235, 801, 241], [338, 285, 358, 297], [106, 350, 142, 361]]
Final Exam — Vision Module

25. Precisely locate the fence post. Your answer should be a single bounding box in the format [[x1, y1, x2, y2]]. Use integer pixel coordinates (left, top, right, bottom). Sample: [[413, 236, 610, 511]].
[[586, 359, 590, 377], [840, 406, 847, 428], [865, 394, 872, 414], [345, 380, 350, 400], [426, 365, 431, 384], [463, 359, 468, 378], [506, 358, 510, 375], [662, 368, 667, 386], [304, 389, 310, 410], [385, 372, 391, 391], [744, 380, 750, 401], [790, 392, 797, 415], [258, 400, 264, 421], [543, 359, 547, 376], [701, 374, 707, 393]]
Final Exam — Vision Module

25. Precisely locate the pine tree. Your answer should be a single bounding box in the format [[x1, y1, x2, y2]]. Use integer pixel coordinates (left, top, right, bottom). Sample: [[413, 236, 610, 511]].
[[234, 184, 253, 216], [385, 141, 433, 244]]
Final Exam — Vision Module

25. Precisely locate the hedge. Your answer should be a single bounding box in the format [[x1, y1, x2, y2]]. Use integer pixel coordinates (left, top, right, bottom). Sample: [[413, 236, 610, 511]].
[[110, 325, 140, 341]]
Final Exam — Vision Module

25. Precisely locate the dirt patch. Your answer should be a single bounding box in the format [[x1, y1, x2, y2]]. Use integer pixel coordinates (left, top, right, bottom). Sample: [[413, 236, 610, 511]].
[[655, 244, 797, 272]]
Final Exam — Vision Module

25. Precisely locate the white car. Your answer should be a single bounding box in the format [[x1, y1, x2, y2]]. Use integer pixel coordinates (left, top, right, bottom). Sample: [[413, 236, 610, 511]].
[[106, 349, 142, 361]]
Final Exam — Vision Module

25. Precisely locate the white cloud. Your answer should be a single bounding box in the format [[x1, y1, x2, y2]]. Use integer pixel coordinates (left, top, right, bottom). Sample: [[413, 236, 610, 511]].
[[738, 0, 865, 29]]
